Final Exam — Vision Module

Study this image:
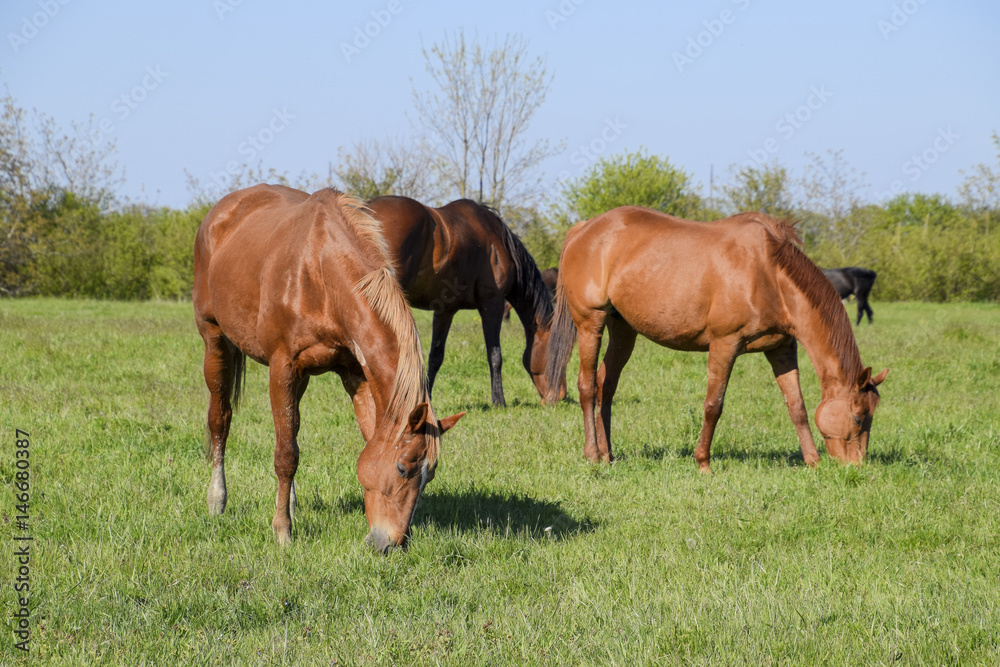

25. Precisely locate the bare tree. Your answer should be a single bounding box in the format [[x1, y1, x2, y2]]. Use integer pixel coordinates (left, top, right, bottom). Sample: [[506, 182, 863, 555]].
[[335, 136, 436, 202], [412, 30, 558, 211], [799, 149, 868, 224], [958, 131, 1000, 233], [721, 161, 795, 218], [1, 89, 123, 294], [1, 90, 122, 209], [799, 150, 870, 253]]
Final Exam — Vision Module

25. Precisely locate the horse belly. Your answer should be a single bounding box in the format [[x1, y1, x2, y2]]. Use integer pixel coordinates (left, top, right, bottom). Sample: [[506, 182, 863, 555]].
[[607, 271, 713, 351]]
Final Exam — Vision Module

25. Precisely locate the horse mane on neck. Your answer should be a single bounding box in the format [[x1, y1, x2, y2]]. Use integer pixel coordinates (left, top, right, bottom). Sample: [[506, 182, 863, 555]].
[[758, 214, 864, 381], [329, 190, 434, 453], [480, 204, 553, 329]]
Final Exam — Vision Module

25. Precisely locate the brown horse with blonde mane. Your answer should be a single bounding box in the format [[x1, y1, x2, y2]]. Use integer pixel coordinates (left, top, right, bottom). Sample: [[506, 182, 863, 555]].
[[193, 184, 463, 552], [367, 195, 566, 407], [544, 206, 888, 469]]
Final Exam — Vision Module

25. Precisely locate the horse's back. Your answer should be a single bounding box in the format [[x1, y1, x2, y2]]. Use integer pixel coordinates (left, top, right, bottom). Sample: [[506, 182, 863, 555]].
[[194, 186, 372, 361], [562, 208, 788, 348], [371, 196, 509, 309]]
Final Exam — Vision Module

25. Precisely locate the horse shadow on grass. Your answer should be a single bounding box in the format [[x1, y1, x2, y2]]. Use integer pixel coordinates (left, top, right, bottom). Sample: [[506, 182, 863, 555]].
[[305, 486, 596, 542], [633, 442, 915, 467], [415, 487, 596, 541], [627, 442, 811, 467]]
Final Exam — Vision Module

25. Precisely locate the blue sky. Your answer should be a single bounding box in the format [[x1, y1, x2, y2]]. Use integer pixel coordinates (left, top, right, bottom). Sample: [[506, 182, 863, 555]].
[[1, 0, 997, 209]]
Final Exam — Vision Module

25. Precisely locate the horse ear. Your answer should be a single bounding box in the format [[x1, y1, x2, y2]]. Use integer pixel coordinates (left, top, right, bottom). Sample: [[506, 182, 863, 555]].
[[856, 367, 872, 390], [439, 411, 466, 434], [407, 403, 430, 432], [872, 368, 889, 386]]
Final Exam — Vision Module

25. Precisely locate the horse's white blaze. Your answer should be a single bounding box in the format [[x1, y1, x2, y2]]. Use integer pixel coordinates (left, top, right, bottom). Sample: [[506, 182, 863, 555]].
[[406, 460, 432, 530]]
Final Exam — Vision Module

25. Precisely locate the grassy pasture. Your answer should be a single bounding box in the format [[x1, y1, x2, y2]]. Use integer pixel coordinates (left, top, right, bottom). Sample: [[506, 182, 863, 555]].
[[1, 298, 999, 665]]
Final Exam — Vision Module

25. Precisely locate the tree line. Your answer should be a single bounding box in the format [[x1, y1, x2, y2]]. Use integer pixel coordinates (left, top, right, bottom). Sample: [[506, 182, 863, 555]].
[[2, 30, 998, 302]]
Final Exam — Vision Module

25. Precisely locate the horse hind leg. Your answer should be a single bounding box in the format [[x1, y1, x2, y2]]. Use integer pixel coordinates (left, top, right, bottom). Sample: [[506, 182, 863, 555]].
[[859, 292, 874, 325], [201, 329, 243, 516], [595, 315, 637, 462], [576, 309, 608, 462], [479, 298, 507, 407]]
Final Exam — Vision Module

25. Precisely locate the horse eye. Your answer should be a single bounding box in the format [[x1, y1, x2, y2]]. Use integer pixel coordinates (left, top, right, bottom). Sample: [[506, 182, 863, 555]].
[[396, 462, 407, 478], [852, 415, 863, 427]]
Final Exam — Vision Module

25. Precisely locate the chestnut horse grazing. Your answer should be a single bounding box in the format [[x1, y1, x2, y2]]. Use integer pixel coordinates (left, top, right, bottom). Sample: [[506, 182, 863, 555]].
[[544, 207, 888, 470], [367, 196, 565, 406], [193, 185, 463, 552]]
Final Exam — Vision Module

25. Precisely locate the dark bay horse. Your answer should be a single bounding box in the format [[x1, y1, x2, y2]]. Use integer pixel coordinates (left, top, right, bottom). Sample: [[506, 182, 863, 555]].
[[367, 196, 566, 407], [544, 207, 888, 470], [193, 185, 463, 552], [504, 267, 558, 322], [822, 267, 877, 325]]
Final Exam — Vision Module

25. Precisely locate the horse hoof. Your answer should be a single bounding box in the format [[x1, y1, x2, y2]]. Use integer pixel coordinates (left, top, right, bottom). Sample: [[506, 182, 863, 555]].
[[206, 490, 227, 515], [272, 522, 292, 545]]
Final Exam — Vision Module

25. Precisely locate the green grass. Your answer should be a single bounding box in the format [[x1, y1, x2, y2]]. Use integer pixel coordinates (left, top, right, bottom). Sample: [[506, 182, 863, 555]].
[[2, 298, 999, 665]]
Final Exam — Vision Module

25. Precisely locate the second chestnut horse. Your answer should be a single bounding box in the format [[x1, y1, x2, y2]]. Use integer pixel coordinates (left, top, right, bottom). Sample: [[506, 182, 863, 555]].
[[545, 207, 888, 470]]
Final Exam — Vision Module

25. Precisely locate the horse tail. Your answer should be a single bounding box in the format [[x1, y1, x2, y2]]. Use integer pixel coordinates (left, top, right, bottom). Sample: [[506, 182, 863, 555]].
[[229, 348, 247, 411], [544, 274, 577, 405]]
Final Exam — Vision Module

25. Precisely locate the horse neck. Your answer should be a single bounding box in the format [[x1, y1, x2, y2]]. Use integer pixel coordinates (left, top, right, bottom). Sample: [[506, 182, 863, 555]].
[[350, 324, 403, 422], [782, 279, 862, 400], [511, 297, 548, 337]]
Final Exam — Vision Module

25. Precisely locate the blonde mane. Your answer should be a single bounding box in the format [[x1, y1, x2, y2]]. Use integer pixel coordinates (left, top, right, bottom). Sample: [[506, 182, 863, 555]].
[[331, 191, 436, 455]]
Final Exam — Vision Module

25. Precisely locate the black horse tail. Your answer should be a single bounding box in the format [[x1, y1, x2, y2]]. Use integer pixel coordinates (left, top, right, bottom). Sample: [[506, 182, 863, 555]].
[[544, 275, 577, 405]]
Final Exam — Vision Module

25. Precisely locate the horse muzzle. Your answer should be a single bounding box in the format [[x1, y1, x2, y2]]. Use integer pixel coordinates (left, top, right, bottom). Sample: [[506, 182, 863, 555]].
[[364, 526, 409, 554]]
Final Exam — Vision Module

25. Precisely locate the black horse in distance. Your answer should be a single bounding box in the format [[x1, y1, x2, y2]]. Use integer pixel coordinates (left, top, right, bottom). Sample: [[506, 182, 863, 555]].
[[822, 267, 877, 325]]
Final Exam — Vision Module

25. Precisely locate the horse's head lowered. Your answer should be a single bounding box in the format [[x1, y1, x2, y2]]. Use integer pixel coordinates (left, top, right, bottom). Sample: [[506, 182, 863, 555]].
[[525, 326, 567, 404], [356, 403, 464, 552], [814, 367, 889, 464]]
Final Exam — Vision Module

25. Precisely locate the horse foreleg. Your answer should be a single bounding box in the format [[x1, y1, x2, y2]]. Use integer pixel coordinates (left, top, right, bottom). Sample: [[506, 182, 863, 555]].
[[695, 338, 741, 473], [201, 329, 238, 516], [268, 360, 305, 544], [595, 316, 637, 462], [576, 310, 607, 462], [764, 341, 820, 467], [427, 310, 455, 397], [479, 299, 507, 407]]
